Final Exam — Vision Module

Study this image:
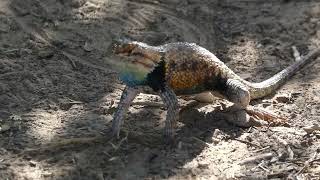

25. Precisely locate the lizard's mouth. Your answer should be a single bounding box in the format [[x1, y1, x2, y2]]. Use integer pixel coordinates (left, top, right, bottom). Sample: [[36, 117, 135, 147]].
[[111, 40, 162, 70], [115, 51, 157, 70]]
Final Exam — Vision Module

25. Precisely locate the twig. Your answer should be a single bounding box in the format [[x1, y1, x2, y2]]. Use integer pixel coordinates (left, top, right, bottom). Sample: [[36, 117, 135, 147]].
[[267, 170, 292, 179], [109, 136, 127, 151], [0, 48, 20, 54], [295, 152, 318, 175], [310, 158, 320, 164], [61, 51, 78, 69], [258, 162, 270, 172], [245, 106, 288, 126], [21, 136, 106, 154], [252, 146, 271, 153], [191, 136, 213, 148], [234, 138, 262, 148], [239, 152, 274, 165], [292, 46, 301, 62], [302, 124, 320, 134], [131, 101, 164, 107], [20, 129, 163, 155]]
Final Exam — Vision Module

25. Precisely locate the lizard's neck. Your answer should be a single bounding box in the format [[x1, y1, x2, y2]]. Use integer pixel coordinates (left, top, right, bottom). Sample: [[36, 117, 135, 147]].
[[145, 59, 166, 92], [118, 50, 166, 89], [139, 45, 164, 63]]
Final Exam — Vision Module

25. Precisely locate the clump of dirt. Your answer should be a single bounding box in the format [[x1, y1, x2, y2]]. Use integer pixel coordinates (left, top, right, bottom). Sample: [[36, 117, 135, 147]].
[[0, 0, 319, 179]]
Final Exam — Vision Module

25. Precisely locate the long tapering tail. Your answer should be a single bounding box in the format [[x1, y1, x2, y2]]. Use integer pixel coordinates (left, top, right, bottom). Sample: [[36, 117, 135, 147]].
[[242, 48, 320, 100]]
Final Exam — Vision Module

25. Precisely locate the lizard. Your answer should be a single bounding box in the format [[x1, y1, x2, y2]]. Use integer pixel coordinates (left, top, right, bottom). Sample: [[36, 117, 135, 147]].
[[110, 39, 320, 142]]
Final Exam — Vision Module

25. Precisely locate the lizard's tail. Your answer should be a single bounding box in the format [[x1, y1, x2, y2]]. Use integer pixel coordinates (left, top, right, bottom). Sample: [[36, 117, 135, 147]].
[[243, 48, 320, 100]]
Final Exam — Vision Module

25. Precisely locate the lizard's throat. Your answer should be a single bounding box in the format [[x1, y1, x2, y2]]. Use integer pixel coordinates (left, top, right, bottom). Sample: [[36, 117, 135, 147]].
[[118, 62, 150, 86], [119, 59, 166, 90]]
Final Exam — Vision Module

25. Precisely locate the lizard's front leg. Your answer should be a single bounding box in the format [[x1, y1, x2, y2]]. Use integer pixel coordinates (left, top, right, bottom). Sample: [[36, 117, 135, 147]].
[[112, 86, 140, 138], [159, 85, 179, 142]]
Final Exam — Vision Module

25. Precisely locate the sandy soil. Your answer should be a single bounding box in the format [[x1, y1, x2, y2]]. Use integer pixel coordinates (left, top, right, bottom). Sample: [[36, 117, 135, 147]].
[[0, 0, 320, 179]]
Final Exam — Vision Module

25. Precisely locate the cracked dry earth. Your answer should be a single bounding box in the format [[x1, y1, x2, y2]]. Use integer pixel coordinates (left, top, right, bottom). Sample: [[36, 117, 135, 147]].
[[0, 0, 320, 179]]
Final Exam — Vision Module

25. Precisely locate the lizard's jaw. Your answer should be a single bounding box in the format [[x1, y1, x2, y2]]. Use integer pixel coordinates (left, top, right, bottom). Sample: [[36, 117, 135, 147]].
[[111, 55, 158, 86], [117, 54, 157, 72]]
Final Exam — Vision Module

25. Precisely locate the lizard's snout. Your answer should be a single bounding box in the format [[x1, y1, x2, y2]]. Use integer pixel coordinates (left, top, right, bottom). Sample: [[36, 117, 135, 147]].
[[112, 38, 136, 56]]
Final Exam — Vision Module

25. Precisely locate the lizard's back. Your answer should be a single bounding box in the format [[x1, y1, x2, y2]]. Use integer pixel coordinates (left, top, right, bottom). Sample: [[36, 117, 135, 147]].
[[162, 43, 237, 94]]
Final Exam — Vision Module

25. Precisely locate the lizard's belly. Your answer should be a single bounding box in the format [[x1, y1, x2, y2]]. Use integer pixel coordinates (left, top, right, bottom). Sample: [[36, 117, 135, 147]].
[[166, 71, 210, 94]]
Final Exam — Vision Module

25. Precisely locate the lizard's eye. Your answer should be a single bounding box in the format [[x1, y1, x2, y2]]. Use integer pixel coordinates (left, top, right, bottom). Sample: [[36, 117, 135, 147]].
[[113, 44, 136, 56], [131, 51, 144, 57]]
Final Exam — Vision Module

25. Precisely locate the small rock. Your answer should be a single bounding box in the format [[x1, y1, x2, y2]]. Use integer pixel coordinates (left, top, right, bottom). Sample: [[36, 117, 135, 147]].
[[68, 0, 86, 8], [59, 101, 83, 110], [273, 94, 292, 104], [108, 156, 119, 162], [10, 114, 22, 121], [53, 20, 60, 27], [0, 163, 9, 170], [0, 24, 9, 33], [177, 141, 183, 149], [38, 49, 54, 59], [29, 160, 37, 167], [0, 111, 11, 119], [300, 139, 313, 147], [303, 124, 320, 134], [42, 172, 53, 177], [83, 41, 94, 52], [262, 102, 272, 107], [193, 91, 215, 103], [0, 124, 10, 132], [160, 171, 169, 178], [212, 129, 224, 140], [198, 162, 209, 169], [12, 5, 30, 16]]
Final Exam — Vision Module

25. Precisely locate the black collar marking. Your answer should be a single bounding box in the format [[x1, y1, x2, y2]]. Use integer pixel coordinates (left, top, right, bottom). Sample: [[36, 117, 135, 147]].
[[146, 58, 166, 92]]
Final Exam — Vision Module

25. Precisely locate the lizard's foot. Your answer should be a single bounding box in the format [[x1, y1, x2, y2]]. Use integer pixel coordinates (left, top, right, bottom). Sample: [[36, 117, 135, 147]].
[[111, 122, 121, 139], [160, 85, 179, 144], [223, 107, 268, 127], [111, 86, 140, 139], [164, 124, 176, 144], [221, 105, 287, 127]]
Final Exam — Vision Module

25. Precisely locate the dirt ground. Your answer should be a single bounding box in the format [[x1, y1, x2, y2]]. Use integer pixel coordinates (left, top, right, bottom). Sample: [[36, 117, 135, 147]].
[[0, 0, 320, 179]]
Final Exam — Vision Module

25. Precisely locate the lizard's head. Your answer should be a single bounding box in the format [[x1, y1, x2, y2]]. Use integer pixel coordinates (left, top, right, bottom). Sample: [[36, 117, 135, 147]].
[[111, 39, 163, 86]]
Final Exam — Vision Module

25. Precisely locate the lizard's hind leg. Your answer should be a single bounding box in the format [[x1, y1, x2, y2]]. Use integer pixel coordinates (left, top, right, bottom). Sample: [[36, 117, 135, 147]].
[[224, 79, 250, 109], [222, 79, 252, 127], [159, 85, 179, 142], [223, 79, 285, 127], [112, 86, 140, 138]]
